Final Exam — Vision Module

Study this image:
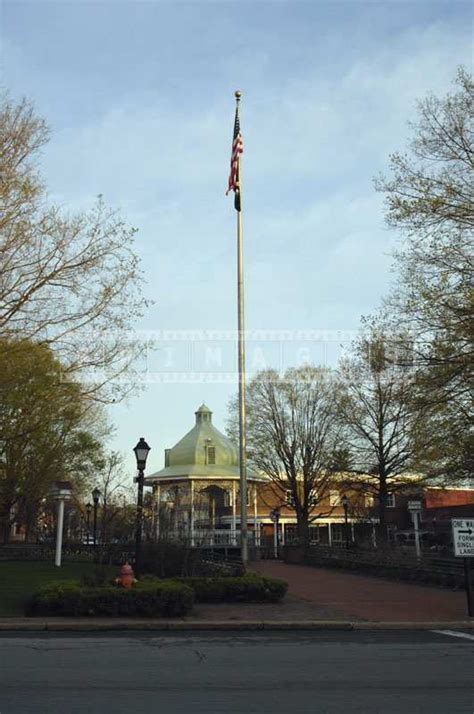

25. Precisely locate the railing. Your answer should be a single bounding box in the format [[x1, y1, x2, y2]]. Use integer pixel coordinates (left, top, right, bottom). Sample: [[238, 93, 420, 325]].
[[165, 530, 259, 547], [283, 543, 466, 589], [0, 541, 137, 565]]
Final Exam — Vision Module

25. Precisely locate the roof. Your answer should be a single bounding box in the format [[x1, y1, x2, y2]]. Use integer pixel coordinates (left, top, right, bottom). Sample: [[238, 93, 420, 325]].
[[145, 405, 263, 484]]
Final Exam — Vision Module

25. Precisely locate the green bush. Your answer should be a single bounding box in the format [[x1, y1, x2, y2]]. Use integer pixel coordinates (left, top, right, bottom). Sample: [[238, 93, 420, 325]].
[[140, 541, 205, 577], [26, 579, 194, 617], [139, 541, 244, 578], [80, 566, 114, 587], [176, 574, 288, 603]]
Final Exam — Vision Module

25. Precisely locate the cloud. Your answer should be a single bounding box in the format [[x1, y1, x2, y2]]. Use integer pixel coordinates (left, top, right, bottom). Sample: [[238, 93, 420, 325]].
[[2, 3, 471, 466]]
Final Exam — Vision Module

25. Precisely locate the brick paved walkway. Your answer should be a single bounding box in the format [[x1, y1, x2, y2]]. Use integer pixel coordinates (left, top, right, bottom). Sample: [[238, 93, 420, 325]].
[[252, 560, 469, 622]]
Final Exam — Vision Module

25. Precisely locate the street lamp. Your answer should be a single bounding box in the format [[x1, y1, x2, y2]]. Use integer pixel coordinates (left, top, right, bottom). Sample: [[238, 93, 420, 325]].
[[133, 437, 151, 575], [92, 487, 101, 546], [270, 508, 280, 559], [85, 502, 92, 544], [341, 494, 349, 549], [51, 481, 73, 567]]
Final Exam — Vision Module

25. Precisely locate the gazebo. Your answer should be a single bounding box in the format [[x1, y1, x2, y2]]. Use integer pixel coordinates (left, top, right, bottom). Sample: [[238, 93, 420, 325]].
[[145, 405, 265, 546]]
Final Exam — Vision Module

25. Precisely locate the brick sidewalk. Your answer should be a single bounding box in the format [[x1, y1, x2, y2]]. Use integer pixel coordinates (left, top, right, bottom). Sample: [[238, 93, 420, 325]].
[[252, 560, 469, 622]]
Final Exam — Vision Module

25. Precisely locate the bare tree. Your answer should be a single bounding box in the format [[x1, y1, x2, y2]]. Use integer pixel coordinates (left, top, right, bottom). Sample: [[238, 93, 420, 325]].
[[374, 68, 473, 480], [336, 330, 437, 537], [94, 451, 132, 545], [0, 94, 151, 402], [229, 366, 342, 546]]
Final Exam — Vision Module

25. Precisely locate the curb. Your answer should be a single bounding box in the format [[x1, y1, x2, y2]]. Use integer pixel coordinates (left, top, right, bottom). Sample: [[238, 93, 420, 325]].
[[0, 619, 472, 632]]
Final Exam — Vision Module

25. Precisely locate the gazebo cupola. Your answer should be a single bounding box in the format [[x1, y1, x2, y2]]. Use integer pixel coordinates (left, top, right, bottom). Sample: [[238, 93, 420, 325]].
[[195, 403, 212, 424]]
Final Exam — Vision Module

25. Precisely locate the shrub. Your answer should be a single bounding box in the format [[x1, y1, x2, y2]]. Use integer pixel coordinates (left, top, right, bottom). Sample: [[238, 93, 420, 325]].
[[140, 541, 205, 578], [80, 566, 114, 587], [26, 579, 194, 617], [176, 574, 288, 603], [139, 541, 245, 578]]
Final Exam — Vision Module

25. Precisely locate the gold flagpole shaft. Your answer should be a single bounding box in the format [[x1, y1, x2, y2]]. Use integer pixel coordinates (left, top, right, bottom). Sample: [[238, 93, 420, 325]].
[[235, 90, 248, 566]]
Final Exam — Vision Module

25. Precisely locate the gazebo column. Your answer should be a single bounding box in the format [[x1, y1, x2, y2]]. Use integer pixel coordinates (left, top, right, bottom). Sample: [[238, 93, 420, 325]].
[[155, 483, 161, 541], [351, 522, 355, 543], [232, 481, 237, 545], [328, 522, 332, 546], [190, 480, 195, 547], [173, 486, 179, 536], [253, 485, 258, 547]]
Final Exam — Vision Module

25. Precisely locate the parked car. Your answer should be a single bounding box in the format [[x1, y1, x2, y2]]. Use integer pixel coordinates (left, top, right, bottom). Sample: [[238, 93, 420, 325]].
[[395, 530, 432, 546]]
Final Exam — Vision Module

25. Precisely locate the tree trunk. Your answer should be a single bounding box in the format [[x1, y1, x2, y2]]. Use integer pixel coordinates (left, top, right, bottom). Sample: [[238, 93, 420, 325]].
[[377, 478, 388, 544], [296, 508, 310, 547]]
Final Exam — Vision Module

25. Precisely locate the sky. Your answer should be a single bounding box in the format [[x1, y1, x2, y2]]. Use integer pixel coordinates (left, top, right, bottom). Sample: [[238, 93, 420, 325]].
[[1, 0, 472, 477]]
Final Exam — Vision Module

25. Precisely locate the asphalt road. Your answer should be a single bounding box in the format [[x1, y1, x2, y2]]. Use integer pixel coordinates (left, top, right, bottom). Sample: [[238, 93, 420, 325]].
[[0, 630, 473, 714]]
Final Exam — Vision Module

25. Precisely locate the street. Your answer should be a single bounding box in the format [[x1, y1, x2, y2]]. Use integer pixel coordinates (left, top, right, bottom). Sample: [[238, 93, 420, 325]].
[[0, 630, 473, 713]]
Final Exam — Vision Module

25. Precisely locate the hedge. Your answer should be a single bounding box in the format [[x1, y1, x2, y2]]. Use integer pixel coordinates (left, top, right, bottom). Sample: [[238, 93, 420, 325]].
[[175, 574, 288, 603], [26, 579, 194, 617]]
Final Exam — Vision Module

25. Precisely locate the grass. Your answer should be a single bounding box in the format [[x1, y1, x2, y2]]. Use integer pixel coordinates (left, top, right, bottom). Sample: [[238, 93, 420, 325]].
[[0, 561, 116, 617]]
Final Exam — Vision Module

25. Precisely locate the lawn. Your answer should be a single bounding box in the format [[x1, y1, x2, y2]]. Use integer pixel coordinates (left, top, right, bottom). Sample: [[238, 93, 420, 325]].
[[0, 561, 117, 617]]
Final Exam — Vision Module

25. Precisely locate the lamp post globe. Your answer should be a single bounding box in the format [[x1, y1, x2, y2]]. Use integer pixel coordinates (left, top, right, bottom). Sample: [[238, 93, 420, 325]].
[[133, 438, 151, 471], [92, 487, 101, 505], [133, 438, 151, 576]]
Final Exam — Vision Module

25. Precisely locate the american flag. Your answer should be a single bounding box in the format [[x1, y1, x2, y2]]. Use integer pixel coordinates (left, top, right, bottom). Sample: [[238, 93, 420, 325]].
[[226, 105, 243, 211]]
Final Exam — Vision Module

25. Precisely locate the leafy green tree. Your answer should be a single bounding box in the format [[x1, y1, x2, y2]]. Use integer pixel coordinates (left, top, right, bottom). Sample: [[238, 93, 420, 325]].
[[0, 339, 105, 541]]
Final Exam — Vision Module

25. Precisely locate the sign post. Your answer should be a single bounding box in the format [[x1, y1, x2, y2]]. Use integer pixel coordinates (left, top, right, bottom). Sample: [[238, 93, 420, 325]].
[[452, 519, 474, 618], [408, 501, 422, 559]]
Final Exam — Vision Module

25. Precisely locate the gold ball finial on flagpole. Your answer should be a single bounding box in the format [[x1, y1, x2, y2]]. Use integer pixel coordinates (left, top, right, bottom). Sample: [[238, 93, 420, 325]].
[[235, 90, 242, 100]]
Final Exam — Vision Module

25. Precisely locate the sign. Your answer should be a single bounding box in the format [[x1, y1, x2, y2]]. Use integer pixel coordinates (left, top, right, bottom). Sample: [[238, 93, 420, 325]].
[[452, 519, 474, 558], [407, 500, 422, 511]]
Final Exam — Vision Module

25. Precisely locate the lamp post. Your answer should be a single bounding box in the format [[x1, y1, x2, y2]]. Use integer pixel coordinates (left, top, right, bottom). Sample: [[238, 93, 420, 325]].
[[85, 502, 92, 544], [133, 437, 151, 575], [270, 508, 280, 559], [92, 488, 101, 546], [51, 481, 73, 567], [341, 495, 349, 549]]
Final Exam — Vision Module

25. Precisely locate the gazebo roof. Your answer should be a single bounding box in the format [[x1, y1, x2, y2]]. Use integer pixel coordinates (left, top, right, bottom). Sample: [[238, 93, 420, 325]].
[[145, 405, 264, 484]]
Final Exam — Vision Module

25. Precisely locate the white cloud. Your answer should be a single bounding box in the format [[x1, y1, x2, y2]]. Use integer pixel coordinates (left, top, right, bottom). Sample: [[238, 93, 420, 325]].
[[2, 4, 471, 466]]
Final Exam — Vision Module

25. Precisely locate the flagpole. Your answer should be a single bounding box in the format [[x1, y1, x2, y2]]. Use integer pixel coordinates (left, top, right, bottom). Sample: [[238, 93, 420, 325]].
[[234, 90, 248, 566]]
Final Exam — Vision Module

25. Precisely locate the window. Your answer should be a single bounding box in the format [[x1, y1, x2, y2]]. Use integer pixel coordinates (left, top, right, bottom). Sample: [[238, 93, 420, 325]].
[[386, 493, 395, 508], [207, 446, 216, 465], [329, 490, 339, 507], [285, 489, 295, 507], [331, 524, 343, 542], [237, 489, 250, 506], [308, 526, 320, 543]]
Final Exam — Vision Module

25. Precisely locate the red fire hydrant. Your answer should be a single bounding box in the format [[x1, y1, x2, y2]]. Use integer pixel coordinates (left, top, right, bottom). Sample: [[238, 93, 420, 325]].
[[115, 562, 137, 589]]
